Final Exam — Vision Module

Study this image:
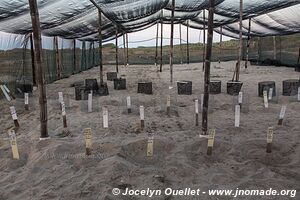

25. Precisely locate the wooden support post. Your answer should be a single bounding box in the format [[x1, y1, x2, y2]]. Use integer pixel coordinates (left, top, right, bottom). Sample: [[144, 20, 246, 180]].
[[29, 0, 48, 138], [278, 105, 287, 125], [257, 37, 261, 64], [195, 99, 199, 126], [123, 33, 126, 67], [219, 26, 223, 64], [186, 20, 190, 65], [24, 93, 29, 111], [202, 9, 206, 71], [169, 0, 175, 83], [115, 27, 119, 73], [29, 33, 36, 86], [140, 106, 145, 130], [160, 10, 163, 72], [54, 36, 61, 79], [98, 10, 104, 85], [273, 36, 277, 60], [202, 0, 215, 135], [126, 33, 129, 65], [126, 96, 131, 113], [73, 39, 76, 74], [266, 127, 273, 153], [245, 18, 251, 68], [10, 106, 20, 129], [155, 21, 159, 66], [179, 24, 183, 64], [235, 0, 243, 81], [84, 128, 92, 155]]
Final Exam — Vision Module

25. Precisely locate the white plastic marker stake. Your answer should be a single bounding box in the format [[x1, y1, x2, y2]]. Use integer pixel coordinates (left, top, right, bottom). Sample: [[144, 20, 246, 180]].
[[147, 135, 154, 157], [140, 106, 145, 130], [195, 99, 199, 126], [0, 85, 11, 101], [266, 127, 273, 153], [263, 90, 269, 108], [84, 128, 92, 155], [166, 95, 171, 116], [24, 93, 29, 111], [207, 129, 216, 156], [298, 87, 300, 101], [88, 93, 93, 113], [3, 85, 15, 99], [126, 96, 131, 113], [268, 88, 273, 101], [238, 92, 243, 108], [8, 129, 19, 159], [58, 92, 63, 104], [61, 101, 67, 128], [200, 94, 204, 112], [10, 106, 19, 129], [103, 107, 108, 128], [234, 105, 240, 127], [278, 105, 287, 125]]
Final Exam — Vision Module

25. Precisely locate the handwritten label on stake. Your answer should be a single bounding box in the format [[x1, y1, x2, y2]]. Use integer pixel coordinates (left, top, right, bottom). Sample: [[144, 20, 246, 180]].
[[278, 105, 287, 125], [238, 92, 243, 105], [235, 105, 240, 127], [84, 128, 92, 155], [61, 102, 67, 128], [195, 99, 199, 126], [147, 135, 154, 157], [103, 107, 108, 128], [1, 85, 11, 101], [88, 93, 93, 113], [266, 127, 273, 153], [140, 106, 145, 130], [126, 96, 131, 113], [24, 93, 29, 110], [263, 90, 269, 108], [268, 88, 273, 100], [10, 106, 19, 128], [58, 92, 63, 103], [8, 129, 19, 159], [3, 85, 15, 99], [207, 129, 216, 156]]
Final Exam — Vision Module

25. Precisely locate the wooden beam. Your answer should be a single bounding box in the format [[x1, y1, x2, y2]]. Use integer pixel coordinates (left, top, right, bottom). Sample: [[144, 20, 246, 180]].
[[202, 0, 215, 135], [28, 0, 48, 138], [73, 39, 76, 74], [126, 33, 129, 65], [123, 33, 126, 67], [29, 33, 36, 86], [219, 26, 222, 64], [202, 9, 206, 71], [186, 20, 190, 65], [54, 36, 61, 79], [245, 18, 251, 68], [235, 0, 243, 81], [179, 24, 183, 64], [98, 9, 104, 85], [169, 0, 175, 82], [273, 36, 277, 60], [155, 21, 159, 66], [160, 10, 163, 72], [115, 27, 119, 73]]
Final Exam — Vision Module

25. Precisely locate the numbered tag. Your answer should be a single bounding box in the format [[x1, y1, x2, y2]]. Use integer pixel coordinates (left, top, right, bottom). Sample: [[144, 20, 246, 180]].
[[238, 92, 243, 104], [126, 96, 131, 109], [279, 105, 287, 119], [263, 90, 269, 108], [58, 92, 63, 103], [167, 95, 171, 107], [268, 88, 273, 100], [234, 105, 240, 127], [267, 127, 273, 143], [84, 128, 92, 155], [103, 107, 108, 128], [140, 106, 145, 120], [195, 99, 199, 114], [8, 129, 19, 159], [24, 93, 29, 105], [10, 106, 18, 120], [61, 102, 66, 116], [147, 136, 154, 157], [88, 93, 93, 113], [207, 129, 216, 147]]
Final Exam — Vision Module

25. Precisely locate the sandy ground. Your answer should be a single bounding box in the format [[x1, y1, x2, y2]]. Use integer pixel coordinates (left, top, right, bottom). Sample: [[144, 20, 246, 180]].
[[0, 61, 299, 200]]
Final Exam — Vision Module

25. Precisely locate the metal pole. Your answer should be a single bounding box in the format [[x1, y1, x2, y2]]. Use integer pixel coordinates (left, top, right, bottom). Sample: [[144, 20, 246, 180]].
[[170, 0, 175, 82], [186, 20, 190, 65], [203, 9, 206, 71], [245, 18, 251, 68], [115, 27, 119, 73], [235, 0, 243, 81], [98, 10, 104, 85], [155, 21, 159, 66]]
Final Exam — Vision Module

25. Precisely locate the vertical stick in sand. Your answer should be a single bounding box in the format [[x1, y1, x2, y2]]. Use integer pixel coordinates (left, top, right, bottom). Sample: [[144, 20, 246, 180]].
[[297, 87, 300, 102], [278, 105, 287, 125], [147, 135, 154, 157], [0, 85, 11, 101], [84, 128, 92, 155], [207, 129, 216, 156], [166, 95, 171, 116], [8, 129, 19, 159], [266, 127, 273, 153], [268, 88, 273, 101], [195, 99, 199, 126], [24, 93, 29, 111], [10, 106, 19, 129], [140, 106, 145, 130], [263, 90, 269, 108], [235, 105, 240, 127], [88, 93, 93, 113], [103, 107, 108, 128], [238, 91, 243, 109], [126, 96, 131, 113], [61, 101, 67, 128], [58, 92, 63, 104]]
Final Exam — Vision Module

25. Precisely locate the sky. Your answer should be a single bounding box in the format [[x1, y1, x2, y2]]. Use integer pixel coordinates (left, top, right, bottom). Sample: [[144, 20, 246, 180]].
[[109, 23, 233, 48]]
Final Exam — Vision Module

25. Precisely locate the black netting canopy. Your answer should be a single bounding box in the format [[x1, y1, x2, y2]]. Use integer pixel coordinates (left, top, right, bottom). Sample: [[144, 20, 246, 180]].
[[0, 0, 300, 41]]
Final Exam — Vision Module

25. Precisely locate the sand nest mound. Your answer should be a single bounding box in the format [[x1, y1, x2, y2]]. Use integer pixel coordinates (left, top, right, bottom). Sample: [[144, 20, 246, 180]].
[[0, 62, 299, 200]]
